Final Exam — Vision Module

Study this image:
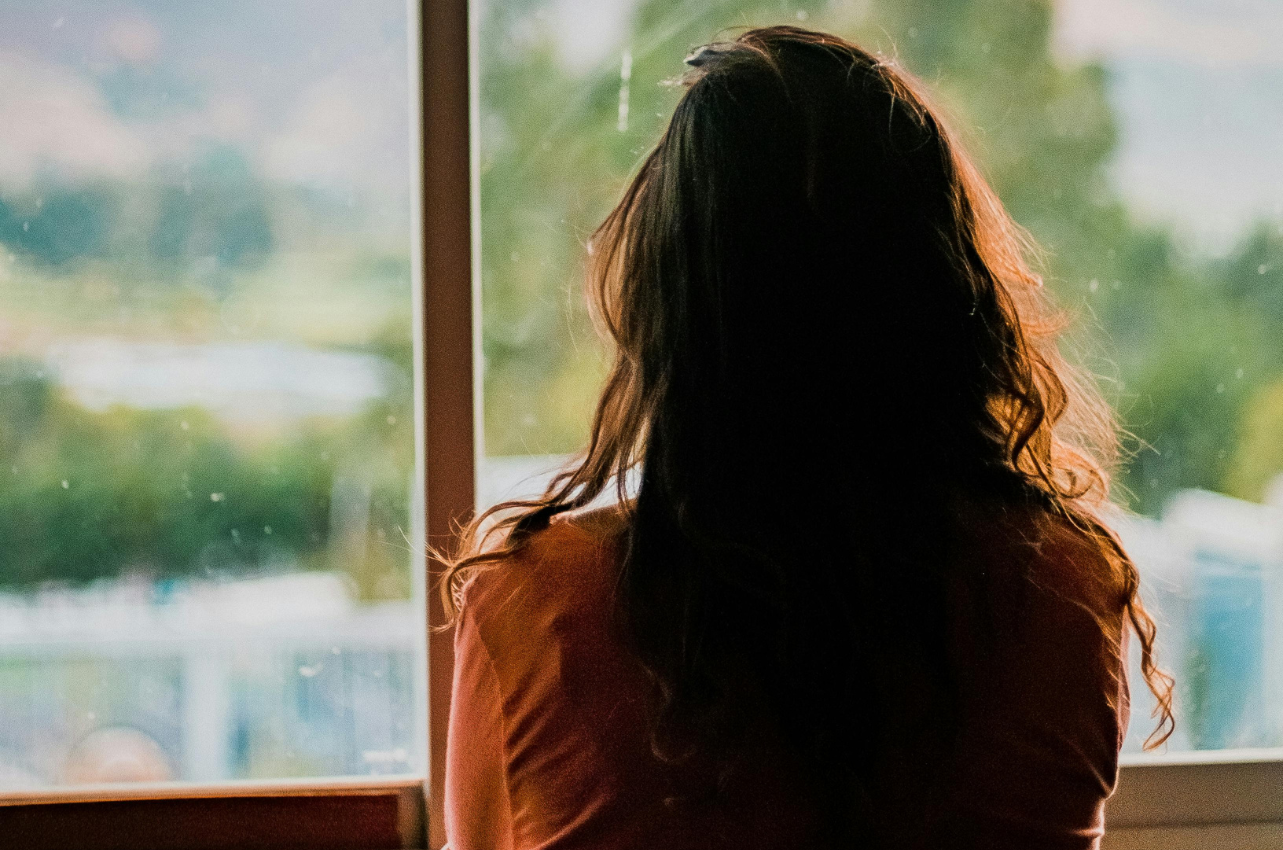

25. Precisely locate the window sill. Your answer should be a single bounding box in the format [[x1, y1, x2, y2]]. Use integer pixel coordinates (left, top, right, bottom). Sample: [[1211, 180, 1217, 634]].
[[0, 776, 426, 850], [1106, 750, 1283, 849], [7, 754, 1283, 849]]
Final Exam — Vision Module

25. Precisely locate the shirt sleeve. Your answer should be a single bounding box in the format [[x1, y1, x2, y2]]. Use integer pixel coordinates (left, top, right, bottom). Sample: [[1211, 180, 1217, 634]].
[[444, 585, 515, 850], [932, 539, 1130, 850]]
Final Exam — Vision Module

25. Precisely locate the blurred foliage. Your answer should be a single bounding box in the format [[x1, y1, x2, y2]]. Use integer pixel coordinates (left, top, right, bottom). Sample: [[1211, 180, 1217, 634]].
[[0, 138, 414, 594], [0, 188, 115, 267], [1226, 379, 1283, 503], [0, 349, 413, 597], [0, 147, 273, 275], [477, 0, 1283, 514]]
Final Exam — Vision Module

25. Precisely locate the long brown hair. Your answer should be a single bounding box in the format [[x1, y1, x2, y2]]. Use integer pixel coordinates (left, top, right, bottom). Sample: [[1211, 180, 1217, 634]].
[[447, 23, 1172, 832]]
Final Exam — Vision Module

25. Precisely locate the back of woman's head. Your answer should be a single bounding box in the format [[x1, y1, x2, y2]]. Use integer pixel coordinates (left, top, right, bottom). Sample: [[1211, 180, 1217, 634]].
[[449, 24, 1172, 840], [602, 28, 1027, 496]]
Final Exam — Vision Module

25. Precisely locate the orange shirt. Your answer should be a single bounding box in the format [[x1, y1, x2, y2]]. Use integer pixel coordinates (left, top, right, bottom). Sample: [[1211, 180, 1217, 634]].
[[445, 508, 1130, 849]]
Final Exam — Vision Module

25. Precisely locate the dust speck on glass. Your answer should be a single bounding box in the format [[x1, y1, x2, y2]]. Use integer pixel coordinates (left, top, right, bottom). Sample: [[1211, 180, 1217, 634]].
[[477, 0, 1283, 755], [0, 1, 420, 786]]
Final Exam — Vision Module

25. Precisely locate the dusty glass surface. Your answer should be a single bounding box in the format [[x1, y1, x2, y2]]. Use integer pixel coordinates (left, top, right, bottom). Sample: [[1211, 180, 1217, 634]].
[[477, 0, 1283, 754], [0, 0, 421, 785]]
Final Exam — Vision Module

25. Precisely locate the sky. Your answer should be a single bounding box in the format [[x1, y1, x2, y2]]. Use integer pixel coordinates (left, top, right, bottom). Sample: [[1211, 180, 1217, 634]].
[[0, 0, 1277, 255], [1053, 0, 1283, 253], [0, 0, 412, 212]]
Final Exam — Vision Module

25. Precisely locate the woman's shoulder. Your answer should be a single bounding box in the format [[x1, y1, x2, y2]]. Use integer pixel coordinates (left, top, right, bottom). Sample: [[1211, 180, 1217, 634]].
[[953, 495, 1130, 637], [457, 504, 628, 637], [939, 499, 1133, 842]]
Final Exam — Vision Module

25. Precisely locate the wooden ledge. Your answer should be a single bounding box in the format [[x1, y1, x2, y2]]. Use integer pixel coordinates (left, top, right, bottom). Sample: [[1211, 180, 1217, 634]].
[[0, 777, 426, 850]]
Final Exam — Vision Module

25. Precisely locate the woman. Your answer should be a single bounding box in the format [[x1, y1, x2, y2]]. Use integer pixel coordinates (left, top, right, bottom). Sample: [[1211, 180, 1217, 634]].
[[444, 26, 1174, 850]]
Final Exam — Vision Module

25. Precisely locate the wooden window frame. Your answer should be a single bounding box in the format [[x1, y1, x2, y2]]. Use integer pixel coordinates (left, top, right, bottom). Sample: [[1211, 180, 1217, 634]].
[[0, 1, 1277, 848], [418, 0, 476, 845], [0, 779, 427, 850]]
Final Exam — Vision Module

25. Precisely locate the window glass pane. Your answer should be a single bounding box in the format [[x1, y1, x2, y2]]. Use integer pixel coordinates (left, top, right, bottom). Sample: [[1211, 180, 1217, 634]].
[[478, 0, 1283, 754], [0, 1, 422, 786]]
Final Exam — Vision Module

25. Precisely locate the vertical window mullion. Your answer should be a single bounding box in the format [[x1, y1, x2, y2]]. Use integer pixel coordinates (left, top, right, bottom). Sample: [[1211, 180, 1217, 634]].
[[417, 0, 476, 847]]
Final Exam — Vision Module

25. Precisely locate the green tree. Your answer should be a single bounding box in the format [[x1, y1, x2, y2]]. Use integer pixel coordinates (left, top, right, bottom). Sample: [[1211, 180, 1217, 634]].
[[1225, 379, 1283, 503], [149, 146, 275, 273], [0, 187, 115, 267], [0, 349, 417, 596]]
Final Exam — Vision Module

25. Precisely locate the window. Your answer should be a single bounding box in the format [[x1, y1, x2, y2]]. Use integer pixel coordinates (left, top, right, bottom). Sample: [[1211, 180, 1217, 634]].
[[0, 0, 421, 789], [0, 0, 447, 846], [478, 0, 1283, 749], [472, 0, 1283, 847]]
